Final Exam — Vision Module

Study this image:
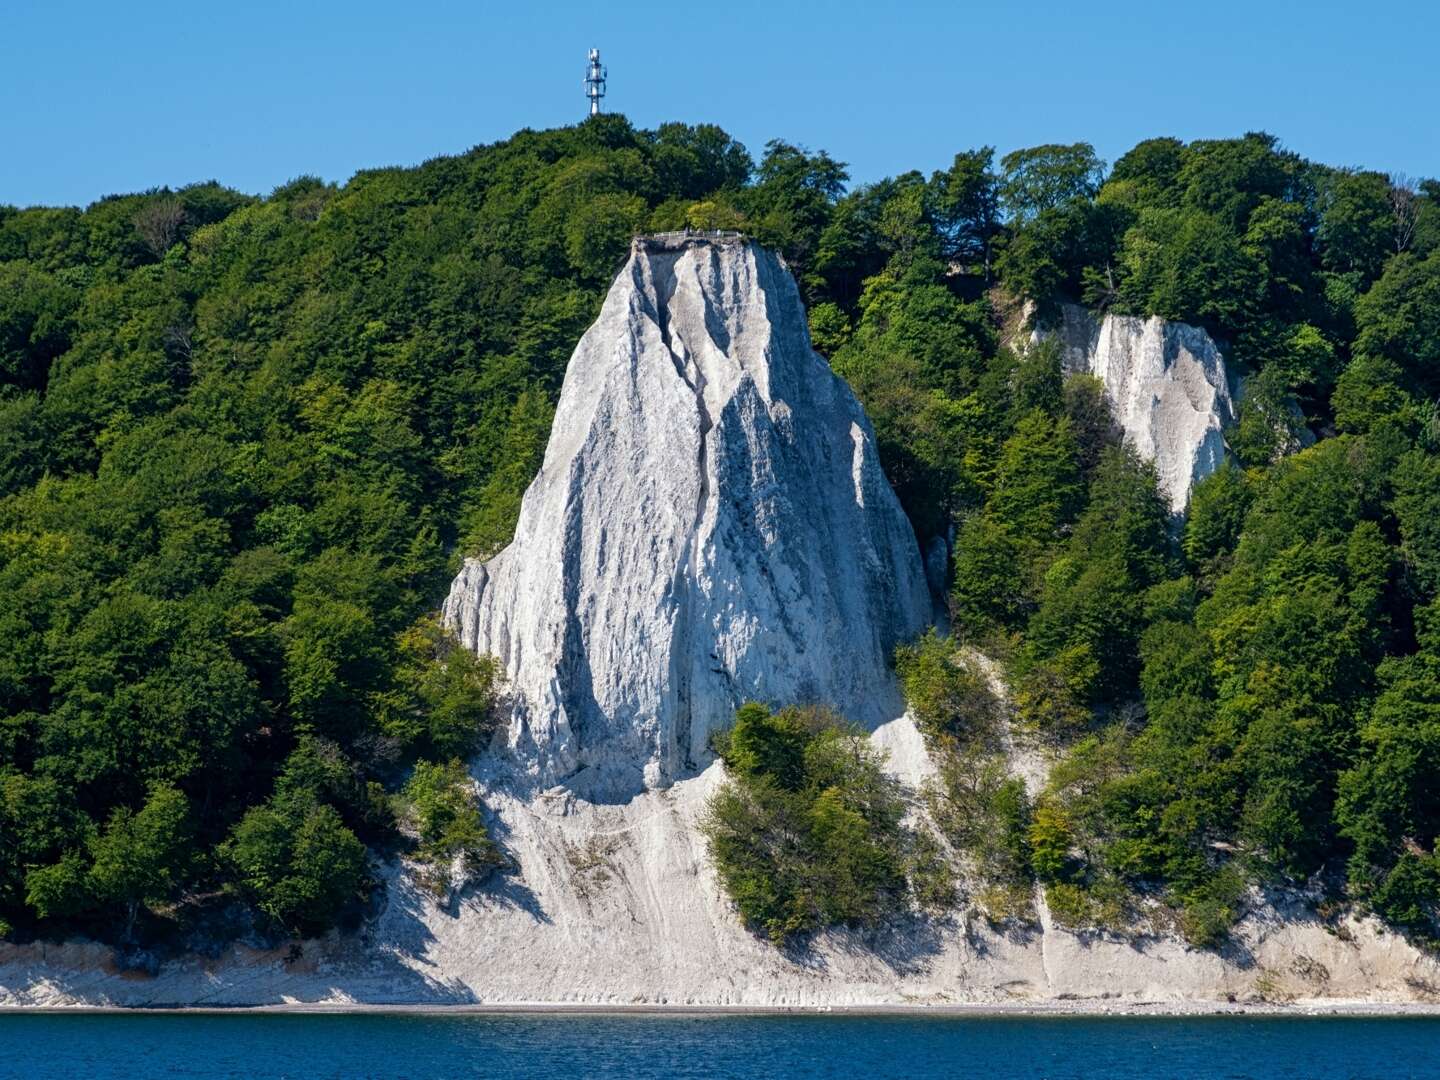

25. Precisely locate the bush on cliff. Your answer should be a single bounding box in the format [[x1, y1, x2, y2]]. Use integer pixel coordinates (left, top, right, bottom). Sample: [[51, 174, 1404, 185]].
[[398, 759, 503, 898], [702, 704, 938, 943]]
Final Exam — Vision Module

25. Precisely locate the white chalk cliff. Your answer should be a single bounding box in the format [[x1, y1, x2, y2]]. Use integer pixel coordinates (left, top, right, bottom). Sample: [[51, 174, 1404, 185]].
[[1031, 303, 1234, 513], [443, 236, 931, 798]]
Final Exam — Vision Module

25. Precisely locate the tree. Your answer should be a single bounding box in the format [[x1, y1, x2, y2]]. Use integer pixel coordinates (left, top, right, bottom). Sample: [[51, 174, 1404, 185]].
[[223, 790, 367, 936], [989, 411, 1082, 544], [1316, 170, 1394, 283], [564, 192, 647, 281], [929, 148, 1001, 274], [926, 745, 1033, 898], [999, 143, 1105, 223], [950, 514, 1030, 634], [133, 196, 187, 259], [1394, 453, 1440, 600], [1388, 174, 1421, 255], [1176, 133, 1294, 231], [1231, 366, 1309, 467], [1062, 373, 1119, 477], [1108, 137, 1186, 206], [0, 261, 78, 392], [742, 140, 848, 276], [374, 619, 504, 759], [1183, 461, 1252, 574], [650, 122, 753, 198], [1354, 249, 1440, 397], [86, 783, 193, 938], [1337, 651, 1440, 906], [1117, 207, 1263, 334]]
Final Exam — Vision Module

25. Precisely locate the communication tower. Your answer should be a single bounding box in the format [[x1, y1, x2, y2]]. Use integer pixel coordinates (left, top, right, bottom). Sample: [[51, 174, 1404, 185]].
[[584, 48, 607, 116]]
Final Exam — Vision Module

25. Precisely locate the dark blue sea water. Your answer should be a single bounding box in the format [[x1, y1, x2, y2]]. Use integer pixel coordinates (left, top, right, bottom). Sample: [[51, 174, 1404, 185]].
[[2, 1012, 1438, 1079]]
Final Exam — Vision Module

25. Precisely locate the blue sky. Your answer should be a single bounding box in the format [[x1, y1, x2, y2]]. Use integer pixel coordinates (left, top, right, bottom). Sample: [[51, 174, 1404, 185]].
[[4, 0, 1437, 207]]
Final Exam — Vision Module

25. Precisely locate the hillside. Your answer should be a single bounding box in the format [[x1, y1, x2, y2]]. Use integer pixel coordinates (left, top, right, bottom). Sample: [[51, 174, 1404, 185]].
[[2, 119, 1440, 975]]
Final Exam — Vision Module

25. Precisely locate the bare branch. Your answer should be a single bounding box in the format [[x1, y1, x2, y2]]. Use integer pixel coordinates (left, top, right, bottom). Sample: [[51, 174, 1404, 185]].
[[1389, 173, 1419, 254], [134, 197, 187, 258]]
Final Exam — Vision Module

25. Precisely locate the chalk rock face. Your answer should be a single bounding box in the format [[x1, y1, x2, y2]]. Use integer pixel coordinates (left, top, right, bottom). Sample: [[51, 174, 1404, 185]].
[[444, 237, 930, 799], [1033, 303, 1235, 514]]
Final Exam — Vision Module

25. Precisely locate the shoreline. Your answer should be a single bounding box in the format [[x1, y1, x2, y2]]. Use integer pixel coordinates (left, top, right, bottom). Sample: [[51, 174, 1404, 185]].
[[6, 1000, 1440, 1018]]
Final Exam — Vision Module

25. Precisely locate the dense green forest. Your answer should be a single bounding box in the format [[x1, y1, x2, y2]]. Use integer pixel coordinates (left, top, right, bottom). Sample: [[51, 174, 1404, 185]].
[[2, 117, 1438, 949]]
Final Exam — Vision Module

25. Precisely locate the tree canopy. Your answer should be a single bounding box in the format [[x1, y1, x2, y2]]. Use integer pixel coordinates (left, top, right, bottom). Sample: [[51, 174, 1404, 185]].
[[3, 117, 1439, 949]]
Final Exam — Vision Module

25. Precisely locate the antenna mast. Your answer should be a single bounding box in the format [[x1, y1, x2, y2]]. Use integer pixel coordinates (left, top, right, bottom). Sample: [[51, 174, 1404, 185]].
[[584, 48, 607, 117]]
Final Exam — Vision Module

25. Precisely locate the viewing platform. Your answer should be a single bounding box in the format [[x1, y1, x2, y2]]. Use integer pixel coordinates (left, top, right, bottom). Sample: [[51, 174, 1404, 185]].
[[634, 229, 747, 253]]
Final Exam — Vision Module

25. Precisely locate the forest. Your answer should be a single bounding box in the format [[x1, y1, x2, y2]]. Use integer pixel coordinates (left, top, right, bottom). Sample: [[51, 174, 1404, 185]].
[[2, 116, 1438, 949]]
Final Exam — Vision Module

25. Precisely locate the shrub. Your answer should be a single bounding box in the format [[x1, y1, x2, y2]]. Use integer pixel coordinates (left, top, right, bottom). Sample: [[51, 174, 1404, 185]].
[[1369, 853, 1440, 932], [895, 629, 999, 742], [1044, 881, 1091, 927], [702, 704, 917, 942], [399, 759, 503, 897], [1177, 868, 1246, 947], [927, 745, 1032, 885], [1028, 804, 1075, 882], [223, 796, 368, 937]]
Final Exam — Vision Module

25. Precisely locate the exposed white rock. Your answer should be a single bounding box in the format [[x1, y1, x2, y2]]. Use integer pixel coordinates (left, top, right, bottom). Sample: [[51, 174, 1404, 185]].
[[443, 237, 932, 799], [1031, 303, 1235, 514]]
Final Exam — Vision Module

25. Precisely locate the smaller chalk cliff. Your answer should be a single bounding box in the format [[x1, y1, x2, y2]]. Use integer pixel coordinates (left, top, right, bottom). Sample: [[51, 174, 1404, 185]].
[[1030, 303, 1235, 513], [443, 236, 931, 799]]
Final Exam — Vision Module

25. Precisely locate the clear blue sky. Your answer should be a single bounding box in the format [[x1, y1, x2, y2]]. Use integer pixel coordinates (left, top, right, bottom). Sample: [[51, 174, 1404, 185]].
[[4, 0, 1438, 208]]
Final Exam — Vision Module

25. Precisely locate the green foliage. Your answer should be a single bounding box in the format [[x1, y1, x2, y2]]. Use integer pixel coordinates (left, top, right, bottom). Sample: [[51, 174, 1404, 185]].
[[5, 117, 1439, 952], [1176, 867, 1246, 948], [86, 782, 193, 936], [399, 759, 502, 897], [999, 144, 1105, 223], [1336, 647, 1440, 924], [1316, 170, 1397, 283], [720, 702, 812, 791], [702, 705, 921, 943], [763, 130, 1435, 946], [894, 629, 999, 742], [929, 148, 1001, 272], [1183, 461, 1252, 576], [1354, 249, 1440, 398], [25, 851, 94, 922], [0, 118, 771, 943], [1028, 805, 1076, 882], [222, 784, 368, 936], [989, 411, 1082, 543], [1231, 367, 1309, 467], [1022, 448, 1172, 707], [928, 747, 1032, 892], [949, 514, 1028, 636], [373, 619, 504, 760]]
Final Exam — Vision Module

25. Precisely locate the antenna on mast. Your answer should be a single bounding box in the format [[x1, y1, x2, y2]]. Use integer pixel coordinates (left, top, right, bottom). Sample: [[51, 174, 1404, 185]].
[[584, 48, 607, 117]]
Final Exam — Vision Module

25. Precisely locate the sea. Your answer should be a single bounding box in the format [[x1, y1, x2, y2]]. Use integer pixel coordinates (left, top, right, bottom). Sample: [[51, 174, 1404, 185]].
[[2, 1012, 1438, 1079]]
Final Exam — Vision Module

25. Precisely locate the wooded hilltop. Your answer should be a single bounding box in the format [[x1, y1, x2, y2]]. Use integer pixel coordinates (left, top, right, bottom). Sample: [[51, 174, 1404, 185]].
[[2, 117, 1439, 954]]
